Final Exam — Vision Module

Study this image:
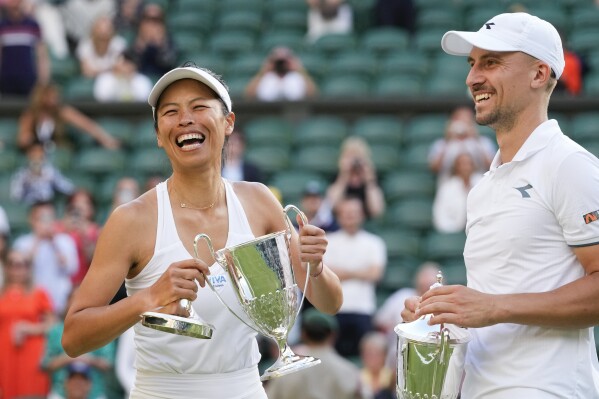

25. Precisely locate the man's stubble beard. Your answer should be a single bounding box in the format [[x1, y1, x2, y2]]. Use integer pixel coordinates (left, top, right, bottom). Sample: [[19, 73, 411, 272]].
[[476, 105, 517, 134]]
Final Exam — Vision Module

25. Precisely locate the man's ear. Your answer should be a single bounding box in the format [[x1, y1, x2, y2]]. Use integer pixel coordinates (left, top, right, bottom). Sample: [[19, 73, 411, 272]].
[[531, 62, 552, 89]]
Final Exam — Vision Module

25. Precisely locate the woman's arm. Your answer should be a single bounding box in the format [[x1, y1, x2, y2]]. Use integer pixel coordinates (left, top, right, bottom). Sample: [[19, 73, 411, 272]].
[[17, 110, 35, 150], [62, 199, 210, 356], [60, 105, 121, 149]]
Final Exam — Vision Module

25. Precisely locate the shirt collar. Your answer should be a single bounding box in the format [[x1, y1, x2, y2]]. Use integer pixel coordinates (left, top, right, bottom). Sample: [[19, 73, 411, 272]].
[[490, 119, 561, 170]]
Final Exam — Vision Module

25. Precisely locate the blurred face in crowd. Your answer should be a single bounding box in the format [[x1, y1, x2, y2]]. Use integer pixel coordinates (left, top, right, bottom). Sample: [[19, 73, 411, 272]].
[[360, 333, 388, 373], [68, 190, 96, 222], [225, 131, 245, 162], [335, 198, 364, 234], [453, 152, 476, 179], [30, 203, 56, 239], [4, 250, 31, 287], [301, 193, 322, 219], [64, 373, 91, 399], [415, 265, 441, 296]]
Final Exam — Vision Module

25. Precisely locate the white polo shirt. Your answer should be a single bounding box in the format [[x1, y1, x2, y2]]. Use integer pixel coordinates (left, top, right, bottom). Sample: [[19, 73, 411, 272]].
[[462, 120, 599, 398], [324, 229, 386, 315]]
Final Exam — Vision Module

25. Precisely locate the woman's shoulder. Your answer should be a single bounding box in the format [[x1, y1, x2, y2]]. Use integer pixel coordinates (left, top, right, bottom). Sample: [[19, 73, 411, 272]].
[[105, 189, 157, 232], [230, 180, 284, 230]]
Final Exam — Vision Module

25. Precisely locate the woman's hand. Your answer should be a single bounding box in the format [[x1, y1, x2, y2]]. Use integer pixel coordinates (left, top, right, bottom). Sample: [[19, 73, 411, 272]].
[[146, 258, 211, 316], [296, 216, 327, 275]]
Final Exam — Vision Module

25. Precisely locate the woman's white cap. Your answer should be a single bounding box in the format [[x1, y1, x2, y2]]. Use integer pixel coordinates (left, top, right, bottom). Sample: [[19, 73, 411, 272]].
[[441, 12, 565, 79], [148, 67, 232, 116]]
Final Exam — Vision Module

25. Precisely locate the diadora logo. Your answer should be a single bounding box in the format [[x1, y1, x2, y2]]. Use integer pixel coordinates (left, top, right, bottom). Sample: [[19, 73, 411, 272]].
[[583, 210, 599, 225], [208, 274, 227, 288], [485, 22, 495, 29], [514, 184, 533, 198]]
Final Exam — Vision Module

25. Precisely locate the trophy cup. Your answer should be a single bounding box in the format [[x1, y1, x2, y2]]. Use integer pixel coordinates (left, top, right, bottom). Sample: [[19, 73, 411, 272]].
[[194, 204, 321, 381], [394, 272, 471, 399]]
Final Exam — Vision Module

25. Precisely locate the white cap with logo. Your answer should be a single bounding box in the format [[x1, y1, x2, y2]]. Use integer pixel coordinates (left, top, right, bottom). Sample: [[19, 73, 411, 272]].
[[441, 12, 565, 79], [148, 67, 232, 117]]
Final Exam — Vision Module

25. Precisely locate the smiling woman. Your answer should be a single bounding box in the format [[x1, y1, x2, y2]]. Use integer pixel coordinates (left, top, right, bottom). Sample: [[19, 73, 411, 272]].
[[62, 63, 343, 398]]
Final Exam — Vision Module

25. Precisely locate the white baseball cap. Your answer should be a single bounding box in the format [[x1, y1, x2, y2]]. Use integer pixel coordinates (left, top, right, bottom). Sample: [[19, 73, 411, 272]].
[[441, 12, 565, 79], [148, 67, 232, 116]]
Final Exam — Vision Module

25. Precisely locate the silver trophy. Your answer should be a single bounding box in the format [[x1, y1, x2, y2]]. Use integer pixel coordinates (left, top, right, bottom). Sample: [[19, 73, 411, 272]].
[[394, 272, 471, 399], [194, 204, 321, 381], [141, 297, 214, 339]]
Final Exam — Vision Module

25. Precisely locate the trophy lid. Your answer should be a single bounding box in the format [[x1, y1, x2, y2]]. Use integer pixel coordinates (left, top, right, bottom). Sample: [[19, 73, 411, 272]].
[[394, 271, 470, 344]]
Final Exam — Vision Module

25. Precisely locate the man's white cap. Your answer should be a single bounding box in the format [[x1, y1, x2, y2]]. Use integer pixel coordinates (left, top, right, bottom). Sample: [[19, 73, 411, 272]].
[[148, 67, 232, 116], [441, 12, 565, 79]]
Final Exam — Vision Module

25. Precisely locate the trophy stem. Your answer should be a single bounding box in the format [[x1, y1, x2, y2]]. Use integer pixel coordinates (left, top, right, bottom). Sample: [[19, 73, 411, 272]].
[[260, 338, 321, 381]]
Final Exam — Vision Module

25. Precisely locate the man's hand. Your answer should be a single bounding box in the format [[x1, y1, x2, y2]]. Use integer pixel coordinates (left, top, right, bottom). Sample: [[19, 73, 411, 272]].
[[416, 285, 500, 328]]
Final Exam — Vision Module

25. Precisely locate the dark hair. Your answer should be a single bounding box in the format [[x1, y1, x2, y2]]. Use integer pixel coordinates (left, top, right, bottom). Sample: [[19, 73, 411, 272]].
[[29, 200, 54, 214], [301, 309, 337, 343], [153, 61, 230, 129]]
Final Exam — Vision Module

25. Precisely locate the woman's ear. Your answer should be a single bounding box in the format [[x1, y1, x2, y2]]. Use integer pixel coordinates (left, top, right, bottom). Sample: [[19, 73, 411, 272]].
[[225, 112, 236, 136], [156, 130, 163, 148]]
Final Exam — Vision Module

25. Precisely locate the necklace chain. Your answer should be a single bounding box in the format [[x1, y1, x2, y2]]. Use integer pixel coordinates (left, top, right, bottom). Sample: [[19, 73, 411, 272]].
[[171, 180, 222, 211]]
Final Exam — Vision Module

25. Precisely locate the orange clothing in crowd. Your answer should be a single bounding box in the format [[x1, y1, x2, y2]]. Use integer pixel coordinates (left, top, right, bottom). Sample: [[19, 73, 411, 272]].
[[561, 49, 583, 95], [0, 286, 52, 399]]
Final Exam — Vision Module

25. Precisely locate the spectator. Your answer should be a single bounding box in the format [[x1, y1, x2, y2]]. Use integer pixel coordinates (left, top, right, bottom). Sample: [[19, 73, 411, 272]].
[[556, 44, 587, 96], [113, 0, 144, 38], [143, 174, 166, 192], [0, 206, 8, 286], [326, 136, 386, 219], [17, 82, 121, 152], [373, 0, 417, 35], [43, 290, 114, 399], [324, 197, 386, 357], [305, 0, 353, 43], [128, 3, 177, 78], [0, 248, 55, 399], [55, 189, 101, 286], [76, 14, 127, 79], [222, 130, 264, 183], [432, 152, 483, 233], [94, 49, 153, 102], [63, 362, 93, 399], [359, 331, 394, 399], [300, 180, 338, 232], [374, 261, 441, 334], [245, 46, 318, 101], [265, 308, 363, 399], [428, 106, 495, 186], [10, 142, 76, 205], [12, 201, 79, 315], [0, 0, 50, 98], [59, 0, 115, 51], [31, 0, 70, 59], [110, 176, 140, 211]]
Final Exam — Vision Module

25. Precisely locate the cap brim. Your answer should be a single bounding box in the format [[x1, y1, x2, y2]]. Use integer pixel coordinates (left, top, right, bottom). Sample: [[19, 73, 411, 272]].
[[148, 67, 232, 113], [442, 30, 520, 56]]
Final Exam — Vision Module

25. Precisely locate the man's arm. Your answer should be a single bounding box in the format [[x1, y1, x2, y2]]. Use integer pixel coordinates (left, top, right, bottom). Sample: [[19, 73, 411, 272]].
[[417, 244, 599, 329]]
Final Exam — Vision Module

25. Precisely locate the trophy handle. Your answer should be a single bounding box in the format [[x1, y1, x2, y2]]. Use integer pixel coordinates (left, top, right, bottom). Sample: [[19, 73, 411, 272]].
[[193, 233, 257, 330], [282, 204, 312, 322]]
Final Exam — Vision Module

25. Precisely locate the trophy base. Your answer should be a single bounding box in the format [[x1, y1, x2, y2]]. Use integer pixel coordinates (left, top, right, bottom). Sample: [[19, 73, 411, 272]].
[[141, 311, 214, 339], [260, 355, 321, 381]]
